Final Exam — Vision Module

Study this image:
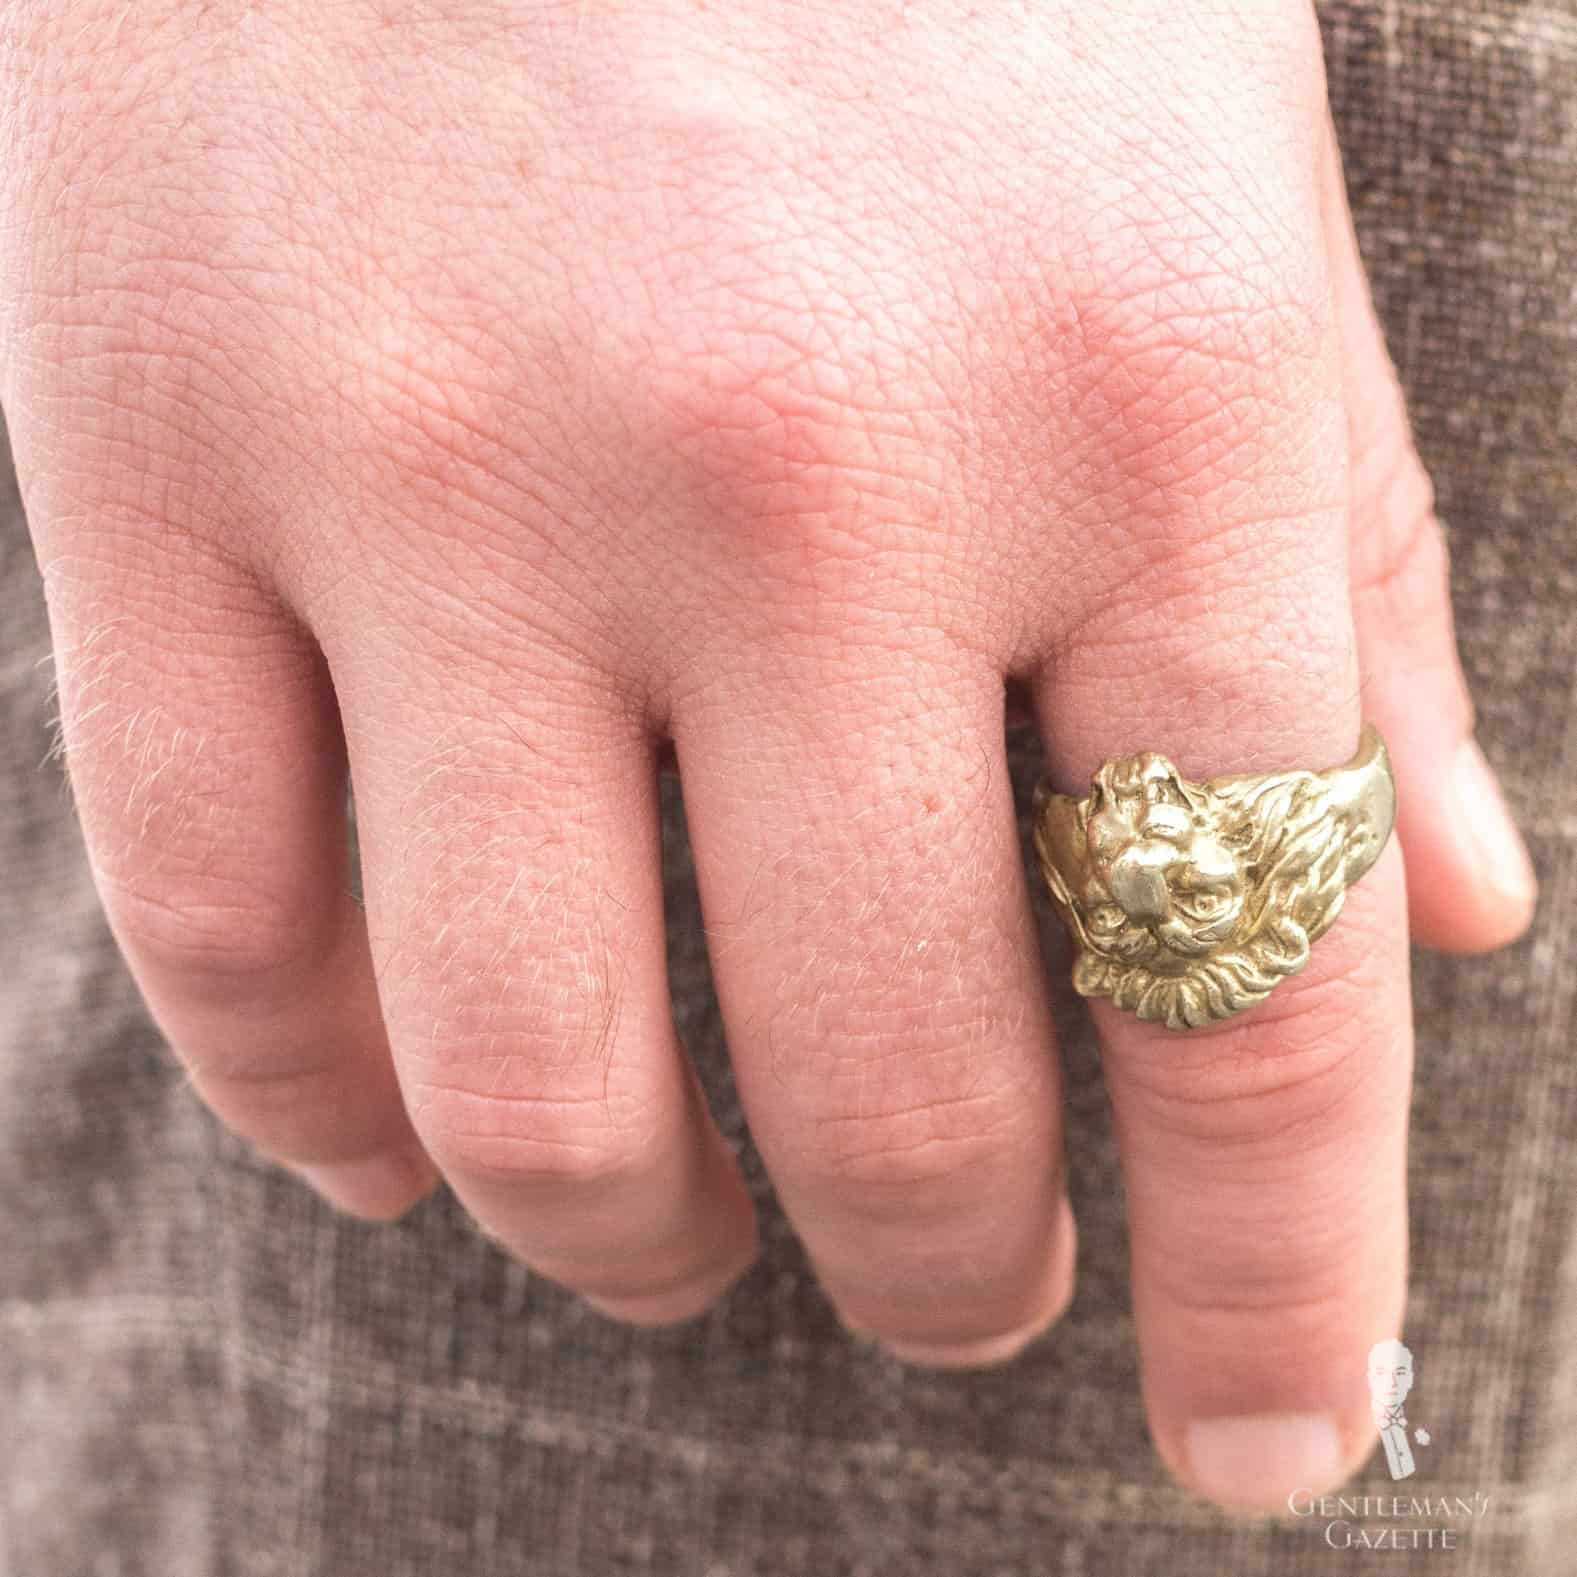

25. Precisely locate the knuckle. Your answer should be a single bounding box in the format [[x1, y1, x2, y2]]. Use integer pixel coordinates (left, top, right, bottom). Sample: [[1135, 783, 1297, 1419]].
[[1144, 1250, 1388, 1383], [102, 869, 319, 991], [1351, 452, 1452, 622], [413, 1102, 664, 1192], [1143, 1206, 1402, 1358], [1347, 445, 1475, 732], [611, 242, 943, 564], [195, 1052, 345, 1111], [18, 264, 279, 543], [379, 826, 668, 1197], [191, 1058, 370, 1164], [642, 299, 865, 487], [332, 311, 528, 515], [1069, 595, 1355, 738], [1050, 551, 1361, 762], [1037, 198, 1349, 659], [406, 1044, 670, 1193], [798, 1081, 1046, 1224], [1154, 1264, 1355, 1326], [1067, 205, 1332, 490], [816, 1123, 996, 1201]]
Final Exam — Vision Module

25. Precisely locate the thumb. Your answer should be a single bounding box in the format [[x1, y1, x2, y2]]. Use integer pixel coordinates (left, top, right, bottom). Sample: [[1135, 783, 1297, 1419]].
[[1320, 108, 1538, 952]]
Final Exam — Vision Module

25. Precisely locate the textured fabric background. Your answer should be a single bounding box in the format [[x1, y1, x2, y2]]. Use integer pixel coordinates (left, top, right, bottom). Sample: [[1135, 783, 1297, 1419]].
[[3, 2, 1575, 1571]]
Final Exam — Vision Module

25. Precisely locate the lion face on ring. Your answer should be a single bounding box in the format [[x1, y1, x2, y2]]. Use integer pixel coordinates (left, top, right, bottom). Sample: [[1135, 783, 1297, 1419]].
[[1033, 726, 1392, 1029], [1079, 753, 1249, 973]]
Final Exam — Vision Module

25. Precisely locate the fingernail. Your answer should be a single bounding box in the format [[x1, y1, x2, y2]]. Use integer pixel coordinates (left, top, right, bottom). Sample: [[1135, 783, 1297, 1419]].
[[585, 1283, 722, 1328], [1183, 1411, 1346, 1517], [883, 1321, 1051, 1369], [584, 1247, 758, 1329], [1453, 738, 1538, 916], [297, 1146, 441, 1222], [882, 1280, 1073, 1370]]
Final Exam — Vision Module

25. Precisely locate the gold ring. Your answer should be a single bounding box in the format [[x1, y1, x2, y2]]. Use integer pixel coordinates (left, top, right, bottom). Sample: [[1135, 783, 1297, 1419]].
[[1031, 724, 1396, 1030]]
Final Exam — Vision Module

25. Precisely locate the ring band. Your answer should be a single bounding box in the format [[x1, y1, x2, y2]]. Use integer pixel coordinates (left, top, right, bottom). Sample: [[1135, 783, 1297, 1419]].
[[1031, 724, 1396, 1030]]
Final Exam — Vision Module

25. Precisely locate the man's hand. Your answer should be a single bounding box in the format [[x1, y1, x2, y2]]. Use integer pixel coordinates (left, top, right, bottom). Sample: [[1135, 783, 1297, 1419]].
[[0, 0, 1535, 1516]]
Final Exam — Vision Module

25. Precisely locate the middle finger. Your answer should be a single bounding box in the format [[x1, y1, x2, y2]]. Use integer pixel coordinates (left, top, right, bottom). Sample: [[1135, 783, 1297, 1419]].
[[677, 634, 1074, 1364]]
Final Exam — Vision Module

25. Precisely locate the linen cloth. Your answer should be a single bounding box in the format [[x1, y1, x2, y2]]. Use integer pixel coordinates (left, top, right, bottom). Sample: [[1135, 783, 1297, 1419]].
[[3, 2, 1575, 1570]]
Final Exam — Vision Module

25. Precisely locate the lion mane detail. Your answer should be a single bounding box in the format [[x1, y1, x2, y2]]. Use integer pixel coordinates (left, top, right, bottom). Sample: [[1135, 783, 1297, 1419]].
[[1073, 774, 1350, 1029], [1032, 733, 1392, 1031]]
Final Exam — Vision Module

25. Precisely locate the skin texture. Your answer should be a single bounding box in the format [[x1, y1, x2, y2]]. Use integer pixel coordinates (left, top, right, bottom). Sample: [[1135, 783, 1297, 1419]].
[[0, 0, 1537, 1517]]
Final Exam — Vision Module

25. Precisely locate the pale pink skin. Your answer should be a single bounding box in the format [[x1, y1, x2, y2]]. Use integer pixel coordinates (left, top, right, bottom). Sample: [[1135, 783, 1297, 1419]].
[[0, 0, 1536, 1516]]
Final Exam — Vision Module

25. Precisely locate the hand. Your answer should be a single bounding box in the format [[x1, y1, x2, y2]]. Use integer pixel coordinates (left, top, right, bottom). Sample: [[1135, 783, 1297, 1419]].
[[0, 0, 1534, 1517]]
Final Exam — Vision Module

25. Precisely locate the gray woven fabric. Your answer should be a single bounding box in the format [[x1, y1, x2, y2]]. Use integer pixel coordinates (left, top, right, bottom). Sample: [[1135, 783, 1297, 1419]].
[[3, 2, 1575, 1571]]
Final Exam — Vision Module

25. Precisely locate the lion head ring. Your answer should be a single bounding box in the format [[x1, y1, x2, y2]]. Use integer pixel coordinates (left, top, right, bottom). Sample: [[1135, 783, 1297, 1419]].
[[1031, 725, 1396, 1031]]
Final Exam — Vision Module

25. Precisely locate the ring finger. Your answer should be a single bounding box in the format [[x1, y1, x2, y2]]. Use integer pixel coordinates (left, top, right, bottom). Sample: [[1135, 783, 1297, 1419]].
[[1031, 229, 1410, 1513]]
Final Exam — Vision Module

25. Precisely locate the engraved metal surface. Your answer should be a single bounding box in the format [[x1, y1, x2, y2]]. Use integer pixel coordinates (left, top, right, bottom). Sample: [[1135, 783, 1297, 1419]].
[[1031, 724, 1396, 1030]]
